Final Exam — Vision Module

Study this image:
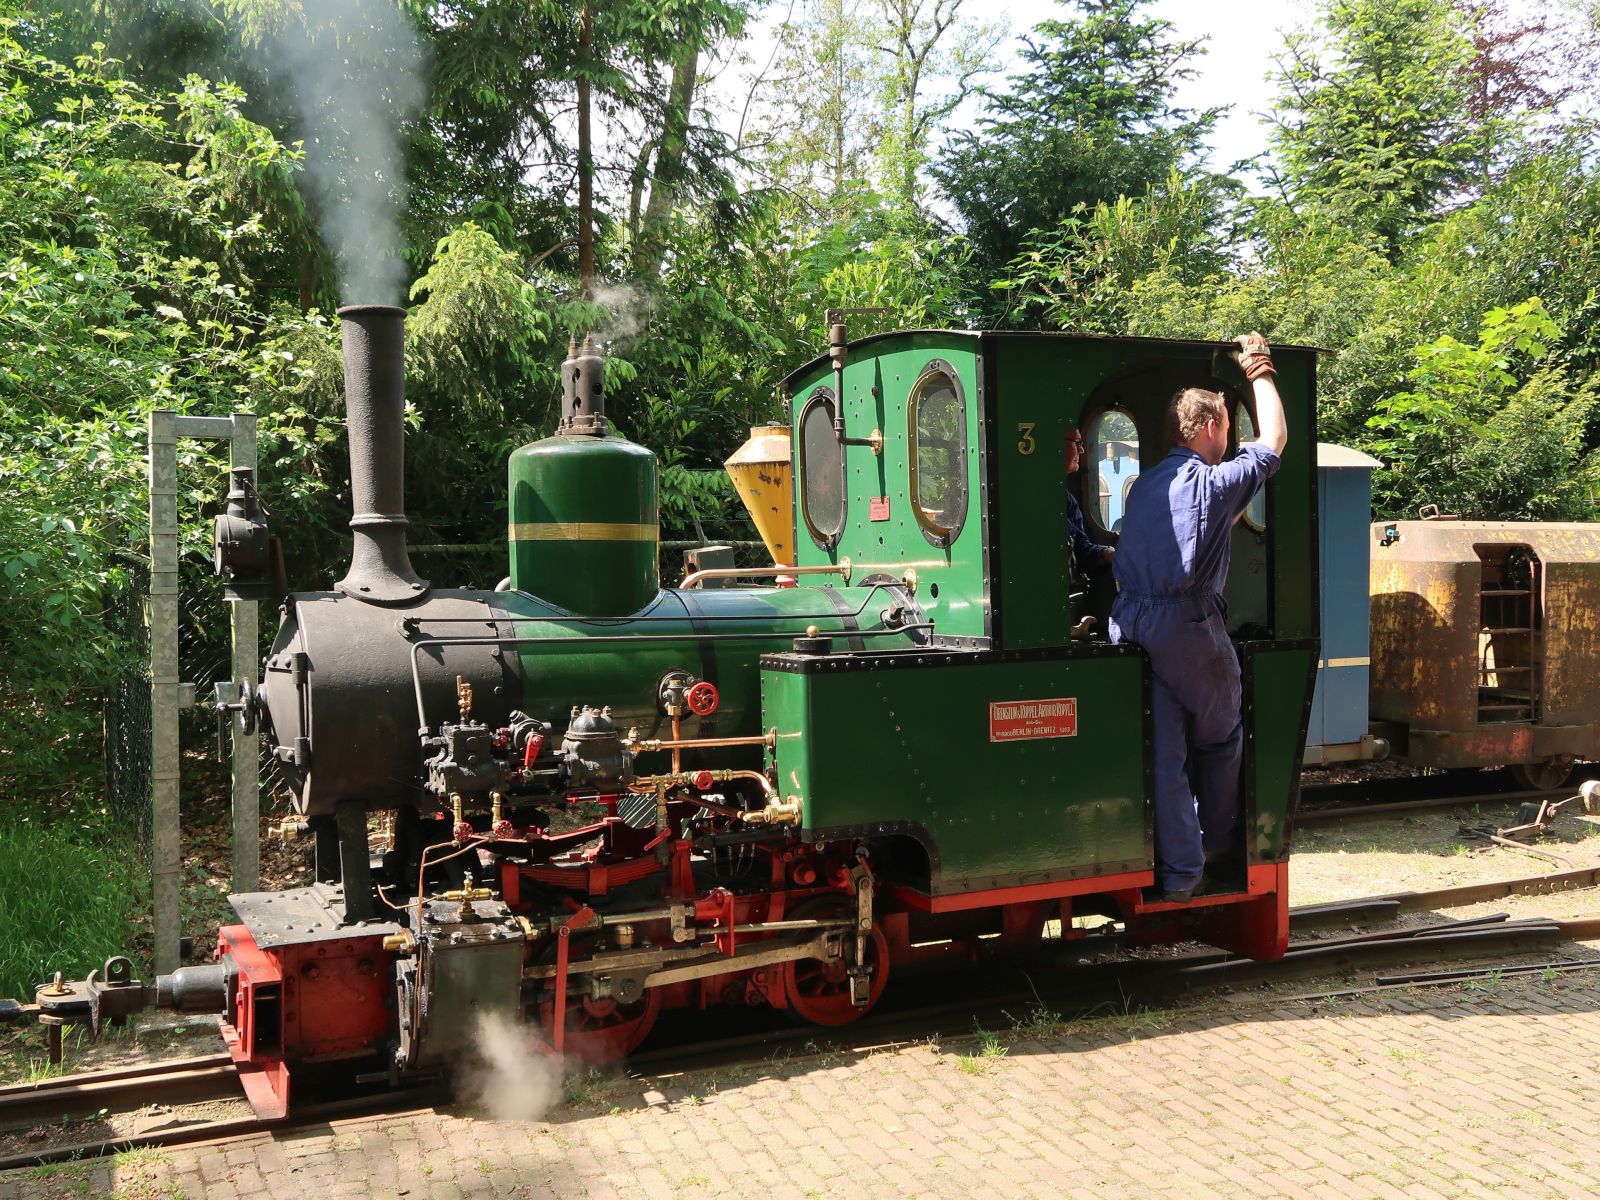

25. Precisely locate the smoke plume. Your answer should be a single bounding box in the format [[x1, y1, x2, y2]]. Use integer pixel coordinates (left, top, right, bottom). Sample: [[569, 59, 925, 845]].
[[456, 1012, 564, 1122], [590, 282, 657, 343], [242, 0, 426, 304]]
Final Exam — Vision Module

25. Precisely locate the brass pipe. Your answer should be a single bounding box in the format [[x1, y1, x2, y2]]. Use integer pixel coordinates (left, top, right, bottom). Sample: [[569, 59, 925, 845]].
[[846, 560, 945, 573], [628, 768, 778, 803], [680, 560, 852, 589], [627, 729, 776, 753], [671, 711, 681, 775]]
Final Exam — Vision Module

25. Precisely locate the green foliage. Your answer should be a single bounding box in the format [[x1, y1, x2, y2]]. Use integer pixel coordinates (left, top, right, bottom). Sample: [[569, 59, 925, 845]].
[[0, 805, 150, 998], [0, 12, 332, 792], [406, 221, 555, 417], [992, 169, 1234, 332], [935, 0, 1217, 287], [1366, 298, 1597, 516], [1269, 0, 1484, 255]]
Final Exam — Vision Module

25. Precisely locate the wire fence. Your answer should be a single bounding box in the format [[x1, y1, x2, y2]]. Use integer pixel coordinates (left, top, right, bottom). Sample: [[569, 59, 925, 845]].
[[103, 557, 152, 847]]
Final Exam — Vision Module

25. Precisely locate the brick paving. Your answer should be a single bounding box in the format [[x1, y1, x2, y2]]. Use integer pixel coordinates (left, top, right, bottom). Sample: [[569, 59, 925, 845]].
[[5, 976, 1600, 1199]]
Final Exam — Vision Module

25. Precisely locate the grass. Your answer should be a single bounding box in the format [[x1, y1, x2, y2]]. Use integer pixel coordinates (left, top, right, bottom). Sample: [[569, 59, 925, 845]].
[[0, 806, 149, 1000], [564, 1066, 609, 1107], [1005, 1001, 1067, 1039], [23, 1148, 181, 1200], [956, 1025, 1009, 1075], [1463, 968, 1506, 992]]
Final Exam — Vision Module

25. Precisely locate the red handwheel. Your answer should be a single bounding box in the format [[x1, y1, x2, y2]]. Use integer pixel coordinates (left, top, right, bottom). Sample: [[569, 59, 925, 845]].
[[685, 681, 719, 715]]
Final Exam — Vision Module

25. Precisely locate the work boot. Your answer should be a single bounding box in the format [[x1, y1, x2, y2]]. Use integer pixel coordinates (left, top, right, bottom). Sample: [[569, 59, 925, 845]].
[[1157, 875, 1207, 904]]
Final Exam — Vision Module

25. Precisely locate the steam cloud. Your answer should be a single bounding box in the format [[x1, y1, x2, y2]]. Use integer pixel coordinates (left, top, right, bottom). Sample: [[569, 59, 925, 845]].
[[457, 1013, 564, 1122], [243, 0, 425, 305], [590, 282, 656, 343]]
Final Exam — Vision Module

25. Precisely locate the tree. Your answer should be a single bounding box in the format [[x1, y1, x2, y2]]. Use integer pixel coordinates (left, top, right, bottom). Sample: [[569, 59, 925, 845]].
[[1365, 298, 1598, 517], [934, 0, 1217, 289], [1267, 0, 1483, 257], [871, 0, 1000, 214], [989, 169, 1235, 333], [740, 0, 887, 215], [0, 13, 333, 792], [1459, 0, 1600, 183]]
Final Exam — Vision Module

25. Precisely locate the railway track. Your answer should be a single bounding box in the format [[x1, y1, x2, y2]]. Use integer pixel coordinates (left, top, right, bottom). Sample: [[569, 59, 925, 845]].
[[1295, 784, 1575, 824], [630, 891, 1600, 1079], [0, 1070, 440, 1173], [0, 1053, 238, 1130], [4, 864, 1597, 1171]]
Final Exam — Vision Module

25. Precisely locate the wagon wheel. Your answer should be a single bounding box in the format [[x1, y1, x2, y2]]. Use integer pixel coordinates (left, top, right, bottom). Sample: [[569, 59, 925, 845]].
[[1510, 757, 1575, 792], [780, 897, 890, 1027], [538, 983, 661, 1063]]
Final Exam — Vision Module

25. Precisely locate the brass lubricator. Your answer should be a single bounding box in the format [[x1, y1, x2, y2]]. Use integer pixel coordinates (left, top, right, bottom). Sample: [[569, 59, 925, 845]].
[[456, 675, 473, 721], [438, 871, 495, 920]]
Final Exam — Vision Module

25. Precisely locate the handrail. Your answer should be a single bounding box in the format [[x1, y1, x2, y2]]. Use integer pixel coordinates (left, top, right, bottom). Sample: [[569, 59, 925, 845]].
[[680, 559, 852, 589]]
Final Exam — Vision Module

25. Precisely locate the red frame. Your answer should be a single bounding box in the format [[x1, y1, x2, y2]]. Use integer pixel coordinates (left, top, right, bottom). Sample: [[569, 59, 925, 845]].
[[216, 924, 397, 1120]]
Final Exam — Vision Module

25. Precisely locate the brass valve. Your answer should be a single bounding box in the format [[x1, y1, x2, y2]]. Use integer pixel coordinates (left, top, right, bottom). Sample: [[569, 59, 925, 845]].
[[743, 798, 803, 827], [439, 871, 495, 920], [456, 675, 473, 720]]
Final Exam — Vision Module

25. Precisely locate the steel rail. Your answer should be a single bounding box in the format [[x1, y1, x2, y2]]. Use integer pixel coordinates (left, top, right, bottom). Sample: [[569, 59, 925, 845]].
[[0, 1086, 442, 1173], [1296, 787, 1571, 824], [628, 907, 1600, 1079], [0, 1054, 239, 1131]]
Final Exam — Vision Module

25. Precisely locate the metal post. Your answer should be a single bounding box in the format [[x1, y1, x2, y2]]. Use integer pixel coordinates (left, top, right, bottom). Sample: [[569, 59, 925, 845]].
[[148, 412, 263, 970], [228, 413, 260, 893], [147, 412, 182, 975]]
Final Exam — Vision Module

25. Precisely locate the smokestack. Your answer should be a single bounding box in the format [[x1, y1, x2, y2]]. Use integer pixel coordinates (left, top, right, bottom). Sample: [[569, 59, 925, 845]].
[[558, 334, 609, 436], [336, 304, 429, 605]]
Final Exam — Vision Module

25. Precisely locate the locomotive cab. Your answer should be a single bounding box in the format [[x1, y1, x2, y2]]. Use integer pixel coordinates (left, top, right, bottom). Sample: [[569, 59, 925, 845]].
[[772, 330, 1319, 951]]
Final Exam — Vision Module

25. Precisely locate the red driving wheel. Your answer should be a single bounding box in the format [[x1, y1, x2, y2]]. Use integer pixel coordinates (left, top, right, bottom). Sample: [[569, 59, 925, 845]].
[[685, 681, 719, 716], [780, 897, 890, 1027], [539, 986, 661, 1063]]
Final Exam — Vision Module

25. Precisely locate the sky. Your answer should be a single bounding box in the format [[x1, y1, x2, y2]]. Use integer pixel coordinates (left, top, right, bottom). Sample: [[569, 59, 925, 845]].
[[707, 0, 1322, 180], [993, 0, 1317, 172]]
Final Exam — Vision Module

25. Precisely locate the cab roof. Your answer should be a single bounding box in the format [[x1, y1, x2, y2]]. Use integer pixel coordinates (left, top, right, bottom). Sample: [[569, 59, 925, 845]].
[[778, 328, 1326, 394]]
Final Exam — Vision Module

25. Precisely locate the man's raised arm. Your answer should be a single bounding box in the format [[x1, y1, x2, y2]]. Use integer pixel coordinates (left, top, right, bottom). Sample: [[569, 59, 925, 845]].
[[1234, 332, 1286, 456]]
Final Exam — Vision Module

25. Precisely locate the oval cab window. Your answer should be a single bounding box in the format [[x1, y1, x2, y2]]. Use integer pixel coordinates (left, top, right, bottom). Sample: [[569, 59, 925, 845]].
[[799, 389, 845, 548], [908, 361, 967, 547]]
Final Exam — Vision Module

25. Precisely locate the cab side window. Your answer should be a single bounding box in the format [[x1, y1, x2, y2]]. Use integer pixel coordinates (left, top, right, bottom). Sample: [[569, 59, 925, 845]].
[[1087, 409, 1140, 534], [1234, 406, 1267, 531], [799, 389, 845, 548], [908, 361, 968, 547]]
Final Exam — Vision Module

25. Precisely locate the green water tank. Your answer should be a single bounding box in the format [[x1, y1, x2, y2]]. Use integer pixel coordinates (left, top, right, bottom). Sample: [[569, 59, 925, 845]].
[[508, 338, 660, 615]]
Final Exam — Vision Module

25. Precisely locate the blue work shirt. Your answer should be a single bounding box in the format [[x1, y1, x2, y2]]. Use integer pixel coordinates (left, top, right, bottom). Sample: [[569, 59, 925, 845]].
[[1112, 444, 1281, 606], [1066, 490, 1111, 575]]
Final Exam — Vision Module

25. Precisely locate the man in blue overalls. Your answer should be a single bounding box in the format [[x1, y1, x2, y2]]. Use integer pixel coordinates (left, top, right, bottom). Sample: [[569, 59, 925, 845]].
[[1109, 335, 1286, 903]]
